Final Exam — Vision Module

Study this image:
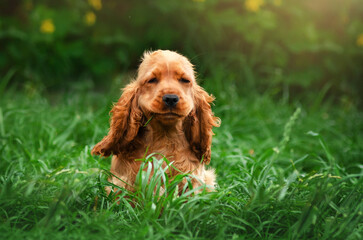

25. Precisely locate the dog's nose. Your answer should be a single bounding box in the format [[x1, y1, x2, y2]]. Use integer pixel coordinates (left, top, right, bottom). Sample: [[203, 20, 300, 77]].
[[162, 94, 179, 108]]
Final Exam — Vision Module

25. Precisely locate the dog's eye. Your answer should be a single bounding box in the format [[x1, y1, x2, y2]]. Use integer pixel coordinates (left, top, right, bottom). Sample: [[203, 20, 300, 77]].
[[180, 78, 190, 83], [147, 78, 158, 84]]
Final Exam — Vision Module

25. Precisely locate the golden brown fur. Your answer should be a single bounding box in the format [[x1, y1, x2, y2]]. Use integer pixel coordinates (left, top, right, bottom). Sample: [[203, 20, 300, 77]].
[[92, 50, 220, 194]]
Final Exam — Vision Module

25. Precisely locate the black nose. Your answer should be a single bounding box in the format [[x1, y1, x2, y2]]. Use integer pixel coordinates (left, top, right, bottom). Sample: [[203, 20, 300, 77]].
[[162, 94, 179, 108]]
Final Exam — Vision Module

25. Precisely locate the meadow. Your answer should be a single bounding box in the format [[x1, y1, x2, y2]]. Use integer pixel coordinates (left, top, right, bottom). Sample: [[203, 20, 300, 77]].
[[0, 76, 362, 239], [1, 0, 363, 239]]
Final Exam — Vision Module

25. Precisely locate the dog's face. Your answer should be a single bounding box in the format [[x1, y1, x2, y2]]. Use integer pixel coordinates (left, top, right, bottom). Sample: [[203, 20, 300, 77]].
[[137, 50, 195, 124]]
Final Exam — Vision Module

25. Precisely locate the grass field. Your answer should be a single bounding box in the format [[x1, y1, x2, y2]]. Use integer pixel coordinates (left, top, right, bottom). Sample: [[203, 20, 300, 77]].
[[0, 79, 362, 239]]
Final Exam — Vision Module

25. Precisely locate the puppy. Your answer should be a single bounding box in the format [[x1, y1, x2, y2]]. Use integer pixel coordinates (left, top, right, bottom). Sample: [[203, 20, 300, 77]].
[[92, 50, 220, 195]]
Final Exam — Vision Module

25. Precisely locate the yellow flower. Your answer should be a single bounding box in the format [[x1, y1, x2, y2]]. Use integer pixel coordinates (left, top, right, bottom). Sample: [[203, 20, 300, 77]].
[[273, 0, 282, 6], [248, 149, 255, 155], [40, 19, 55, 34], [85, 11, 96, 26], [245, 0, 264, 12], [88, 0, 102, 10], [357, 33, 363, 47]]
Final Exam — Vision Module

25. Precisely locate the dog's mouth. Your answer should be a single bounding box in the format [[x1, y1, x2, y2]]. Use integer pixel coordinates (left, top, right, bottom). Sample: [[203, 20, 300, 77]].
[[155, 112, 181, 119]]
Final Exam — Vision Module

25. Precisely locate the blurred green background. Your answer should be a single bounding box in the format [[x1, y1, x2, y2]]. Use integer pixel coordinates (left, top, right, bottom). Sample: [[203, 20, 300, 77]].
[[1, 0, 363, 105]]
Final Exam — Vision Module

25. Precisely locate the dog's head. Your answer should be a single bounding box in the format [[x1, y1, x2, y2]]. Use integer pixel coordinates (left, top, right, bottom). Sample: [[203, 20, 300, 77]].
[[91, 50, 220, 164], [137, 50, 195, 125]]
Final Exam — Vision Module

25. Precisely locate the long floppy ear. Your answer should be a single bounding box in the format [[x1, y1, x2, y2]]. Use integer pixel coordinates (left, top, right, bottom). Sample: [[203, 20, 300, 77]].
[[91, 81, 144, 157], [184, 85, 220, 164]]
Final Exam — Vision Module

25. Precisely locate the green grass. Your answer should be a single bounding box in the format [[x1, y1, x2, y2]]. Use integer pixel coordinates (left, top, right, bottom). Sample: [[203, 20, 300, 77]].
[[0, 81, 362, 240]]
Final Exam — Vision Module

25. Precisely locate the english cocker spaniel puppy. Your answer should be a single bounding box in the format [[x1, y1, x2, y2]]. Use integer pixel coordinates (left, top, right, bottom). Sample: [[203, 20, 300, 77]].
[[92, 50, 220, 194]]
